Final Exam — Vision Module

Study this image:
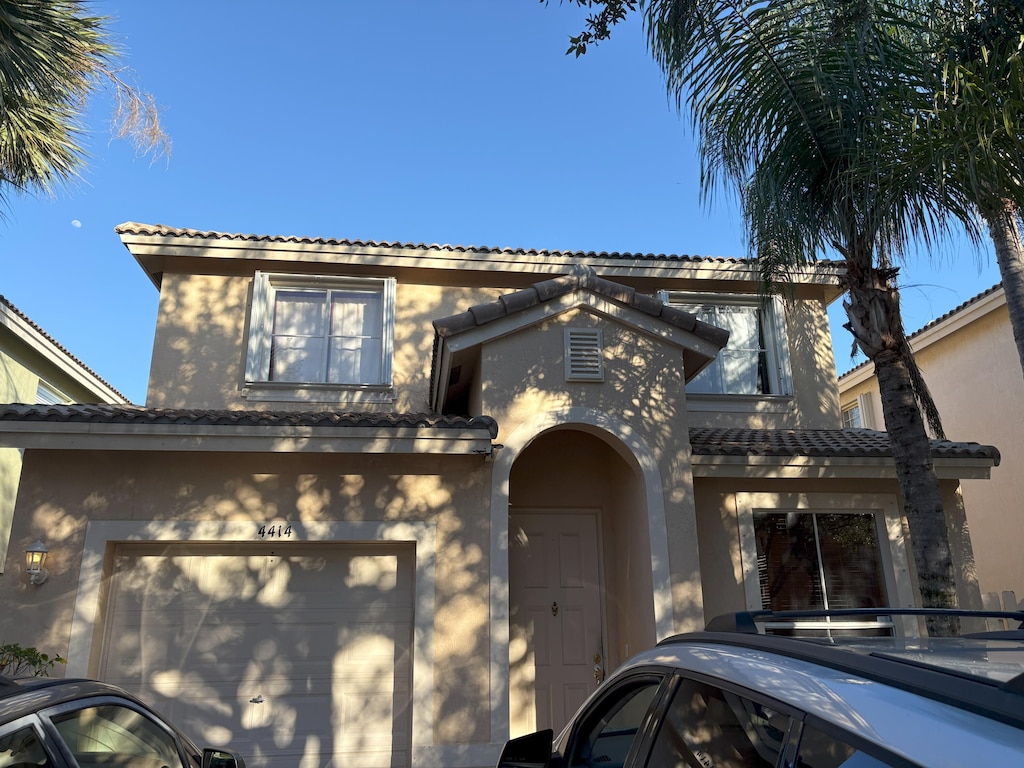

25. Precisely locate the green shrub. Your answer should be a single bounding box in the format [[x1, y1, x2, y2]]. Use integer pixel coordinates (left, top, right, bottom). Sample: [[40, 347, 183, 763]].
[[0, 643, 67, 677]]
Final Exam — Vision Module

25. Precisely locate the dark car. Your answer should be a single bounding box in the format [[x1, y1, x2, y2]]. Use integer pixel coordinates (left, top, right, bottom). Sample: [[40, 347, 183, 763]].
[[497, 608, 1024, 768], [0, 675, 245, 768]]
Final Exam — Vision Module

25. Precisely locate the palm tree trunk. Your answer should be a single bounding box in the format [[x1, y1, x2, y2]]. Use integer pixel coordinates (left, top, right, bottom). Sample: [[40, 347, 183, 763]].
[[842, 257, 958, 634], [982, 200, 1024, 377]]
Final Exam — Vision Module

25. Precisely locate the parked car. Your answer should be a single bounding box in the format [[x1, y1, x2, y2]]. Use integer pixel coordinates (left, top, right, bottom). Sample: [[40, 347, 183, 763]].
[[0, 675, 245, 768], [497, 608, 1024, 768]]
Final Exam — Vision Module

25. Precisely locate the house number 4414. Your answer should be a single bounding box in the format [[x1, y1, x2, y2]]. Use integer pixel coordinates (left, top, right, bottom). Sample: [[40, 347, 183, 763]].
[[258, 524, 293, 539]]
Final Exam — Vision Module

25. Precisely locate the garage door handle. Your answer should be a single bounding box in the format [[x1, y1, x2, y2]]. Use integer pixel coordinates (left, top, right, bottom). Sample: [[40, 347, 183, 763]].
[[250, 695, 264, 704]]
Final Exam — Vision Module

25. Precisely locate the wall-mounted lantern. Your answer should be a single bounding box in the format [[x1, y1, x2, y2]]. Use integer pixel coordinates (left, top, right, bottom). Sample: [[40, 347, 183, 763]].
[[25, 538, 49, 585]]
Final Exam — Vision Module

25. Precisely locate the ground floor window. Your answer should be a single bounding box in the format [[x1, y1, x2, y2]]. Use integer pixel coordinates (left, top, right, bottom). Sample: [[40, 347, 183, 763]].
[[753, 512, 887, 612]]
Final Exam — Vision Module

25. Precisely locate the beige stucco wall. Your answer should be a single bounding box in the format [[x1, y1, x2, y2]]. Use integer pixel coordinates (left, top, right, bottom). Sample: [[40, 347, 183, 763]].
[[145, 270, 842, 439], [0, 448, 495, 746], [840, 298, 1024, 599], [145, 271, 510, 411], [480, 307, 705, 633]]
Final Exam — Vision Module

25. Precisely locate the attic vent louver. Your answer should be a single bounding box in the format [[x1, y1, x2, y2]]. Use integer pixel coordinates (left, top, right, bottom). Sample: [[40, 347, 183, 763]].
[[565, 328, 604, 382]]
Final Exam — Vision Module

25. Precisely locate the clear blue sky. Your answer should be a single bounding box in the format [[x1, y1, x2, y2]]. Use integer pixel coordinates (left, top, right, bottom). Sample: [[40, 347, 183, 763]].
[[0, 1, 1003, 405]]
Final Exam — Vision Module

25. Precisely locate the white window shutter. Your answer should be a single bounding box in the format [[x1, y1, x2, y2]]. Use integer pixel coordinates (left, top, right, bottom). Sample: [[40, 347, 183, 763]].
[[565, 328, 604, 382]]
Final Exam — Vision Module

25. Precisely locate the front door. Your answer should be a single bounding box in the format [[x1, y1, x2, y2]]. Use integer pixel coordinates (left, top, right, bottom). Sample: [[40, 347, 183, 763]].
[[509, 510, 604, 737]]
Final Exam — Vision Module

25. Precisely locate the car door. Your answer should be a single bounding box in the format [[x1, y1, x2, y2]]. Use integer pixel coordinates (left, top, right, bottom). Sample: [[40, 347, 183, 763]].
[[0, 715, 67, 768], [642, 675, 795, 768], [38, 697, 195, 768]]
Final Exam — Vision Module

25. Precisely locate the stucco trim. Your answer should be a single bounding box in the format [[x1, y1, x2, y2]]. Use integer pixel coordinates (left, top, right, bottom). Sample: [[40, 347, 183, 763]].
[[734, 492, 916, 625], [68, 520, 437, 757], [487, 407, 674, 744]]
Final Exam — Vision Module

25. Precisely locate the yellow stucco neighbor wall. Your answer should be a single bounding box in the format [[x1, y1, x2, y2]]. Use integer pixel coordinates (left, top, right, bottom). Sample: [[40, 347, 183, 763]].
[[840, 288, 1024, 599]]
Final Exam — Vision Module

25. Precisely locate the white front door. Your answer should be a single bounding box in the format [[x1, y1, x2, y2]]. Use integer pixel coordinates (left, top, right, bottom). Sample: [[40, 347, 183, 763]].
[[509, 510, 603, 737]]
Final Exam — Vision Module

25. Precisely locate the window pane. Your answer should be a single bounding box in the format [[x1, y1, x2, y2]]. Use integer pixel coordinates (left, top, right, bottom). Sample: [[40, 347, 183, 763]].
[[648, 678, 786, 768], [52, 704, 185, 768], [330, 290, 383, 337], [755, 513, 825, 610], [568, 681, 660, 768], [682, 304, 772, 394], [0, 726, 49, 768], [273, 290, 325, 336], [795, 722, 900, 768], [270, 336, 325, 382], [816, 514, 886, 610], [842, 406, 863, 429], [327, 337, 382, 384]]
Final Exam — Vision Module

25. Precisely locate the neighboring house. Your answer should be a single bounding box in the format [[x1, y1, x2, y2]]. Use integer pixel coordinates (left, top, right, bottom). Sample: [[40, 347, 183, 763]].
[[0, 296, 129, 575], [839, 284, 1023, 601], [0, 224, 1000, 768]]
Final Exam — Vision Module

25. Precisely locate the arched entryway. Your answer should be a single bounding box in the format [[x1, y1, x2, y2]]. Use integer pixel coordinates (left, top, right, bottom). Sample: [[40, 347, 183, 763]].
[[504, 425, 659, 737]]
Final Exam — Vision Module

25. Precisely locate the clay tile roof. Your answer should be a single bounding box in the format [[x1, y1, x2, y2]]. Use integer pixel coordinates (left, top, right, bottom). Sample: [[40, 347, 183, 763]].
[[0, 295, 128, 402], [433, 264, 730, 348], [689, 427, 1000, 463], [114, 221, 772, 266], [0, 403, 499, 438]]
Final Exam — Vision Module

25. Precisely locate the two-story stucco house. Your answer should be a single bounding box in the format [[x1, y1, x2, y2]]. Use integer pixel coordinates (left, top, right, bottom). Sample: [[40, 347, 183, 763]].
[[0, 224, 999, 768]]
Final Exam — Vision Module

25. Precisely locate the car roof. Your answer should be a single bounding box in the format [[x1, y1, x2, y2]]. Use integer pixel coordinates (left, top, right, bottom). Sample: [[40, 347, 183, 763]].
[[618, 636, 1024, 768], [0, 675, 156, 724], [649, 609, 1024, 730]]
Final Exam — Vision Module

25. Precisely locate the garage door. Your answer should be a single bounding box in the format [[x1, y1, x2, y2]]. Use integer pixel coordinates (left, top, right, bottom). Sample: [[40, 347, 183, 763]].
[[98, 543, 414, 768]]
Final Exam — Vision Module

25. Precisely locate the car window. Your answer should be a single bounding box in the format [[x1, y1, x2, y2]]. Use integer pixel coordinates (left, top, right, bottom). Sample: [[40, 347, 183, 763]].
[[567, 678, 662, 768], [795, 722, 900, 768], [645, 678, 788, 768], [51, 704, 186, 768], [0, 725, 49, 768]]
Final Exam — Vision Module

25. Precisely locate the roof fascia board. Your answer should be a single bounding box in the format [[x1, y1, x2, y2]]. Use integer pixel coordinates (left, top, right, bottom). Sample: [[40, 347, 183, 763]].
[[0, 303, 128, 404], [119, 232, 840, 287], [691, 455, 994, 479], [0, 423, 495, 454]]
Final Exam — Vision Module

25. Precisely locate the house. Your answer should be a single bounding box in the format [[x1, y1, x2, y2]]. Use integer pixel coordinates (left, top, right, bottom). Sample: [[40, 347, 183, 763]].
[[0, 295, 128, 577], [839, 284, 1023, 602], [0, 224, 999, 768]]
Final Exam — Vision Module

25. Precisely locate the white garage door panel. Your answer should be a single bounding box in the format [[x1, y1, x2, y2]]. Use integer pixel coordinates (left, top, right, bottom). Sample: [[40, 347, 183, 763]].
[[100, 544, 413, 768]]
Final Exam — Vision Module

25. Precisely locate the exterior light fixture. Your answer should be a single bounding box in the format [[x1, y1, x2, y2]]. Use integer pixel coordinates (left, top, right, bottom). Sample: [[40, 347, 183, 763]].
[[25, 538, 49, 585]]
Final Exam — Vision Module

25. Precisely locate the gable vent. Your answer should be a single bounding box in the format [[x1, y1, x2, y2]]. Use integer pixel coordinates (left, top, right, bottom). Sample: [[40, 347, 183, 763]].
[[565, 328, 604, 382]]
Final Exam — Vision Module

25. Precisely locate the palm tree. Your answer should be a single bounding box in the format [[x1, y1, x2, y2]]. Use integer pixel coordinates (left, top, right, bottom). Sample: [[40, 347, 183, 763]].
[[559, 0, 973, 629], [923, 0, 1024, 373], [0, 0, 167, 208]]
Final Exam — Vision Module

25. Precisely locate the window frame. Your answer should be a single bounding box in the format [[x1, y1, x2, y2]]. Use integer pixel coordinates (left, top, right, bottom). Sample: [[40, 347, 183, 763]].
[[734, 493, 919, 636], [660, 291, 794, 401], [243, 271, 396, 404]]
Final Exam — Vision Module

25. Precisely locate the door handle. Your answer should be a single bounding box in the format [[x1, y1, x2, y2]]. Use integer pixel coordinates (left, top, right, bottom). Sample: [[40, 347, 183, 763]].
[[593, 652, 605, 683]]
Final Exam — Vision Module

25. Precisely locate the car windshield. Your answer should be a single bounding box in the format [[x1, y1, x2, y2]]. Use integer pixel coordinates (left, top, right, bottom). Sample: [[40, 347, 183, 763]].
[[809, 636, 1024, 686]]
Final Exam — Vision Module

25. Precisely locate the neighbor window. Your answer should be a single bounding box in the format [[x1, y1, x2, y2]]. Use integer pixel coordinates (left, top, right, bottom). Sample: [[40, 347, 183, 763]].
[[754, 512, 888, 632], [245, 272, 395, 393], [842, 403, 863, 429], [662, 293, 792, 396]]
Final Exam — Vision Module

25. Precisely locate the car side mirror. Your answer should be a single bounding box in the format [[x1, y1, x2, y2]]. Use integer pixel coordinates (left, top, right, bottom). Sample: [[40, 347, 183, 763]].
[[202, 748, 246, 768], [495, 728, 553, 768]]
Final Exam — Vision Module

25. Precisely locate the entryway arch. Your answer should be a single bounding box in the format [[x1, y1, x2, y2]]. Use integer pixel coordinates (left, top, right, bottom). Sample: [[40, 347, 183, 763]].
[[488, 407, 673, 740]]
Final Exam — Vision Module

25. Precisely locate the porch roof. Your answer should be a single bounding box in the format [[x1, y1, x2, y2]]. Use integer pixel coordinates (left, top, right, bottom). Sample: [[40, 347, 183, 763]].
[[0, 406, 999, 479]]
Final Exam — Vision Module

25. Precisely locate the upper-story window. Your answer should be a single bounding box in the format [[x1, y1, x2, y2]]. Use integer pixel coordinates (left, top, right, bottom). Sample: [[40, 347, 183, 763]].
[[245, 272, 395, 402], [662, 293, 793, 396], [842, 403, 863, 429]]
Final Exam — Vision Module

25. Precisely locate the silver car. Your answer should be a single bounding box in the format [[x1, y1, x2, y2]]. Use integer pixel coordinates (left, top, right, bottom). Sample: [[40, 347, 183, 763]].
[[497, 608, 1024, 768]]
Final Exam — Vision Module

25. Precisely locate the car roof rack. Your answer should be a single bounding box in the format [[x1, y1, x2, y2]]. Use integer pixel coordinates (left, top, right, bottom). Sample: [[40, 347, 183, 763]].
[[701, 607, 1024, 634]]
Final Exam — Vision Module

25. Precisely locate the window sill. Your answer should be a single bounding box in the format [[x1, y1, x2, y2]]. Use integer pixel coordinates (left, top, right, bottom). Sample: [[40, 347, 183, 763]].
[[685, 394, 795, 414], [242, 382, 396, 405]]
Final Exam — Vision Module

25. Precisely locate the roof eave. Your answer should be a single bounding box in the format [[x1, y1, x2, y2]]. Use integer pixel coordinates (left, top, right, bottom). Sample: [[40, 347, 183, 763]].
[[0, 421, 496, 455], [691, 454, 996, 479]]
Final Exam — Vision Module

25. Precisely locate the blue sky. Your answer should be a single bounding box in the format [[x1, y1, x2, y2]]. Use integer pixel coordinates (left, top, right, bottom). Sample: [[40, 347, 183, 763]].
[[0, 1, 1003, 405]]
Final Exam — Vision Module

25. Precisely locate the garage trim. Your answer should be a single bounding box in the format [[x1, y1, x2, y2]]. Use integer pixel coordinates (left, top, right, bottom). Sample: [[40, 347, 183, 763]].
[[68, 519, 436, 756]]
